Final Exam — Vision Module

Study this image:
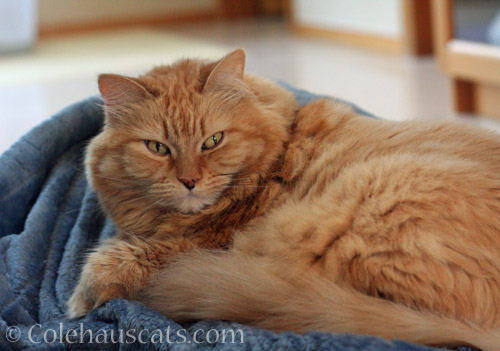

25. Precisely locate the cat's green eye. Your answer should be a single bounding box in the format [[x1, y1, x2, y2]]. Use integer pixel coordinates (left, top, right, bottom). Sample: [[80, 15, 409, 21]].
[[145, 140, 170, 156], [202, 132, 224, 150]]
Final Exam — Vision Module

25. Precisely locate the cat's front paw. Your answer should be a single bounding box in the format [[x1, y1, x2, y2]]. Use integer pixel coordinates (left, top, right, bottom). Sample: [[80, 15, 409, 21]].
[[67, 277, 127, 318], [66, 258, 129, 318], [66, 281, 93, 318], [66, 237, 174, 318]]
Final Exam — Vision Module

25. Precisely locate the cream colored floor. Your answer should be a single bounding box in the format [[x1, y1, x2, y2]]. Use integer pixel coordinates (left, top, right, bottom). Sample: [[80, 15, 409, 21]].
[[1, 17, 499, 154]]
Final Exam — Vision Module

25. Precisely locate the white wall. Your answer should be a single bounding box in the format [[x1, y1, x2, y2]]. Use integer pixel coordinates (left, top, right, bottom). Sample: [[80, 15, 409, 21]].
[[292, 0, 403, 38], [39, 0, 217, 27]]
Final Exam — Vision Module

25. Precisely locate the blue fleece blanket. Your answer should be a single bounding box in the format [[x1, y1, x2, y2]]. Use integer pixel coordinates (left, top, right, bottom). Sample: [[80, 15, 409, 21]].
[[0, 84, 449, 351]]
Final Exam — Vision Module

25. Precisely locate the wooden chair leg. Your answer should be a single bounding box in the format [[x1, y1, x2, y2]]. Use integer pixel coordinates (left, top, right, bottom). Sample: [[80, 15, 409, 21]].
[[452, 78, 475, 113]]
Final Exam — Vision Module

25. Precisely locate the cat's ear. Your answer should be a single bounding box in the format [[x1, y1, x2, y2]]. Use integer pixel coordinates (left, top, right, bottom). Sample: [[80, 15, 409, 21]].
[[203, 48, 246, 93], [98, 74, 152, 122], [98, 74, 151, 106]]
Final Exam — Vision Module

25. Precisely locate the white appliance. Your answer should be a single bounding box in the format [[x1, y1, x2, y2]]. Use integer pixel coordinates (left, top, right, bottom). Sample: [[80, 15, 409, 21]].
[[0, 0, 38, 53]]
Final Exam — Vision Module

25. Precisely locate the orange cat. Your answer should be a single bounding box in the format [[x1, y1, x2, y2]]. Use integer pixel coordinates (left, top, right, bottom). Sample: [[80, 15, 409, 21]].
[[68, 49, 500, 350]]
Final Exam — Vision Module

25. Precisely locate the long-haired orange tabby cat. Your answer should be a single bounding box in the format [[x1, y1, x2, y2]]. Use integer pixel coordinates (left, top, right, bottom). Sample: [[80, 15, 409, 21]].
[[67, 49, 500, 350]]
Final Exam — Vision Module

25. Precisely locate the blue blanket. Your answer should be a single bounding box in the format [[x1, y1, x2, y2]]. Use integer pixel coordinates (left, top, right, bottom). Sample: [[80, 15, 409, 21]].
[[0, 84, 447, 351]]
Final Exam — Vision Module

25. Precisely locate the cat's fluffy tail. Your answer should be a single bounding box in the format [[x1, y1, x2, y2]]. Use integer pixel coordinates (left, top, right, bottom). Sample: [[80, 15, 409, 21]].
[[140, 250, 499, 351]]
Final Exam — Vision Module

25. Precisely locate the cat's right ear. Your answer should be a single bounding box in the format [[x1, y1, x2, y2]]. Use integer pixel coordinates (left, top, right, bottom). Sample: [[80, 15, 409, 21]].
[[98, 74, 151, 123]]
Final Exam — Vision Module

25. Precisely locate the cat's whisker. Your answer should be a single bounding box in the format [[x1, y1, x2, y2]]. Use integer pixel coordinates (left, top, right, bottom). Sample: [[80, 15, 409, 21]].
[[138, 198, 167, 217], [230, 176, 261, 180], [66, 193, 159, 215], [216, 171, 262, 177], [64, 192, 168, 216], [230, 180, 270, 185], [70, 165, 134, 182], [148, 186, 177, 193], [63, 204, 103, 215], [216, 172, 242, 177], [233, 186, 272, 188]]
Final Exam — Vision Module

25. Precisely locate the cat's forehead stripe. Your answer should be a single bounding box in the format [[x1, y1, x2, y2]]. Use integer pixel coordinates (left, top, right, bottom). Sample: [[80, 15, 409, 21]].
[[160, 115, 169, 141], [160, 93, 206, 141]]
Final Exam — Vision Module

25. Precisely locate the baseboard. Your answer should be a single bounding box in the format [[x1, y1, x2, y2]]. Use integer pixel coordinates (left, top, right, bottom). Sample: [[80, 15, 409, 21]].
[[39, 10, 217, 38], [291, 23, 403, 55]]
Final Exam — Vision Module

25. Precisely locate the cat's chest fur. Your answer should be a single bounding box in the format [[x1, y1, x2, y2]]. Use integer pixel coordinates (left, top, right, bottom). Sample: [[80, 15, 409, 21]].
[[150, 177, 288, 248]]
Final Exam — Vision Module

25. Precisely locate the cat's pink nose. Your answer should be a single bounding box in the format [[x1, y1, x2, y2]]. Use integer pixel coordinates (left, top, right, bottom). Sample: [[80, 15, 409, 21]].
[[178, 177, 200, 190]]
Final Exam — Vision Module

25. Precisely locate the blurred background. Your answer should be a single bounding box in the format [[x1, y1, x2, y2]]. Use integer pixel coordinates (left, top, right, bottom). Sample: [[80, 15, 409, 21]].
[[1, 0, 500, 153]]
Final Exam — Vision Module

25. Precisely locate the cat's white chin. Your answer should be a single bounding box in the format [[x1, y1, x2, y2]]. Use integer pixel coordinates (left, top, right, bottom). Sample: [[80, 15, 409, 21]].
[[176, 192, 214, 214]]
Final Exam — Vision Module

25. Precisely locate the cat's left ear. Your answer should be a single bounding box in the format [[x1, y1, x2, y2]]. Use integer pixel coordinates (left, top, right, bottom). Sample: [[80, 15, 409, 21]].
[[203, 48, 247, 93]]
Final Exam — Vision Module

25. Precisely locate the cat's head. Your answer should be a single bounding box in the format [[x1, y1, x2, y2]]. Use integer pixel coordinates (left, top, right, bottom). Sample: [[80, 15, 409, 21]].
[[87, 49, 295, 216]]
